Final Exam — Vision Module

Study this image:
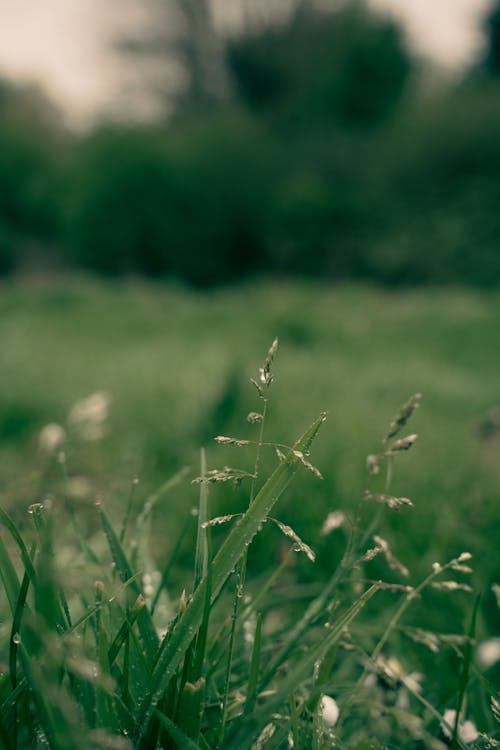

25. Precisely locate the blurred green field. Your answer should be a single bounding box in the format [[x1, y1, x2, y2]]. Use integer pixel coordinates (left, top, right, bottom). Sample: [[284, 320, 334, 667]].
[[1, 277, 499, 631]]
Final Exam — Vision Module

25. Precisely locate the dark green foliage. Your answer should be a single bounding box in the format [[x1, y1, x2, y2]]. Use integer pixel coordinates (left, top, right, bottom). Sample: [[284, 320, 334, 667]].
[[227, 2, 411, 127], [480, 1, 500, 75], [66, 116, 273, 284], [0, 78, 68, 273]]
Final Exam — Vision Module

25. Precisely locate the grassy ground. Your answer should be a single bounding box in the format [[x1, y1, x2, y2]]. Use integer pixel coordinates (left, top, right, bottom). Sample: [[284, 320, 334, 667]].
[[0, 276, 499, 747], [1, 276, 499, 616]]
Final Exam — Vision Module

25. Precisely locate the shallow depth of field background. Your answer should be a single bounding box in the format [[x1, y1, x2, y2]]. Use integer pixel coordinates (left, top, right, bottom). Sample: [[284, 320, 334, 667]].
[[1, 0, 500, 658]]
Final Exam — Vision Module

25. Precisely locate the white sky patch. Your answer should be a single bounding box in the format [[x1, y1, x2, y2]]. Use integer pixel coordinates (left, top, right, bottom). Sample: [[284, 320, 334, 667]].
[[369, 0, 492, 69]]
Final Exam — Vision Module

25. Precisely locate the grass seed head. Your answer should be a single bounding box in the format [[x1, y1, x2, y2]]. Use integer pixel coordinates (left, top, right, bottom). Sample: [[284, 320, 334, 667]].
[[431, 581, 473, 593], [373, 534, 409, 577], [385, 393, 422, 442], [386, 433, 418, 455], [214, 436, 251, 446], [258, 336, 279, 390], [366, 454, 381, 475], [247, 411, 264, 423], [320, 511, 346, 535], [364, 491, 413, 511]]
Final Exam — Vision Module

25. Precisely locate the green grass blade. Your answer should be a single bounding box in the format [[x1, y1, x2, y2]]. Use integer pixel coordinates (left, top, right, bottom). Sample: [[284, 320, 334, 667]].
[[135, 413, 326, 738], [0, 535, 20, 616], [34, 517, 67, 633], [176, 678, 206, 742], [0, 710, 14, 750], [154, 708, 205, 750], [119, 475, 139, 544], [9, 568, 30, 688], [244, 612, 262, 715], [99, 504, 159, 660], [150, 511, 193, 617], [131, 467, 191, 571], [289, 695, 301, 750], [94, 581, 117, 732], [452, 593, 481, 749], [190, 533, 213, 682], [0, 508, 37, 586], [0, 678, 26, 722], [194, 448, 209, 589], [108, 594, 146, 666]]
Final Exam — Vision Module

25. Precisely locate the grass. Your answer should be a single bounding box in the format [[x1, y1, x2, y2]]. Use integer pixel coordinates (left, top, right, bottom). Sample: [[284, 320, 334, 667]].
[[0, 278, 499, 573], [0, 333, 498, 749], [0, 276, 499, 746]]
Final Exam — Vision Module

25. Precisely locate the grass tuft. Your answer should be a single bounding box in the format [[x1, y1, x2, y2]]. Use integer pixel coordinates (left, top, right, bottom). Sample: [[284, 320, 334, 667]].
[[0, 340, 495, 749]]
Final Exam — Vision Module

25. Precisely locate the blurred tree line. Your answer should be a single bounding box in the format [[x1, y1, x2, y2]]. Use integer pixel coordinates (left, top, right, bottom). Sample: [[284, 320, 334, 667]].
[[1, 0, 500, 286]]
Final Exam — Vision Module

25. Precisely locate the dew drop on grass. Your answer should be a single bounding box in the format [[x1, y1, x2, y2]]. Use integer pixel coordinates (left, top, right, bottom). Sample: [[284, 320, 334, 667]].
[[12, 633, 21, 645]]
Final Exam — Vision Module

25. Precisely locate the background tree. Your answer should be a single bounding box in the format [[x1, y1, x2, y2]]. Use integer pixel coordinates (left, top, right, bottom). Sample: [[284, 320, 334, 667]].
[[116, 0, 230, 117], [481, 0, 500, 75], [227, 0, 412, 127]]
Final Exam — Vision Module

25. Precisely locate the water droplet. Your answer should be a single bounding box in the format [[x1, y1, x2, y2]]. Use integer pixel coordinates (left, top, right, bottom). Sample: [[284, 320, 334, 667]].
[[12, 633, 21, 645]]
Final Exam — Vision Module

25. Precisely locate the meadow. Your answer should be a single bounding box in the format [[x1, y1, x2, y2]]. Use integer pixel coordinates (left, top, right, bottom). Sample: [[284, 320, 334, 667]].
[[0, 277, 499, 748]]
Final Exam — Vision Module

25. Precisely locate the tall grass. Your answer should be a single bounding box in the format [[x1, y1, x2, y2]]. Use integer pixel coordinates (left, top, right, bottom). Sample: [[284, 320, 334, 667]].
[[0, 340, 498, 749]]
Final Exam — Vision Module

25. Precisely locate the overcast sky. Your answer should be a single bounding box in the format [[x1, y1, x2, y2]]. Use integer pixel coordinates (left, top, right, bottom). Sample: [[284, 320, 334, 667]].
[[0, 0, 493, 124]]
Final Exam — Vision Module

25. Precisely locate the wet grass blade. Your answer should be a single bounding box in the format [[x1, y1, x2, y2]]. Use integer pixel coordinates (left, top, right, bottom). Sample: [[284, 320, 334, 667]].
[[135, 413, 326, 738], [244, 612, 262, 715], [0, 535, 20, 616], [99, 504, 159, 660], [9, 567, 30, 688], [154, 708, 205, 750], [194, 449, 209, 589], [0, 508, 37, 586], [108, 594, 146, 666]]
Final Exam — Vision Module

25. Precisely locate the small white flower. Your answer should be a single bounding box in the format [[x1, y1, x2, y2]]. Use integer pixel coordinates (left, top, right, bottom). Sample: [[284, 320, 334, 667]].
[[441, 709, 479, 743], [66, 476, 92, 500], [477, 638, 500, 670], [39, 423, 66, 453], [321, 695, 339, 727], [320, 511, 346, 536], [68, 391, 111, 441]]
